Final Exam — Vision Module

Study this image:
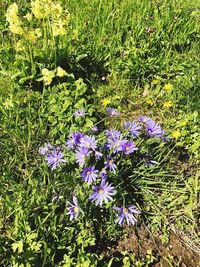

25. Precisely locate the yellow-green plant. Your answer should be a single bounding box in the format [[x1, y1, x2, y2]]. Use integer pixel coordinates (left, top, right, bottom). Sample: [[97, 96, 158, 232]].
[[6, 0, 70, 84]]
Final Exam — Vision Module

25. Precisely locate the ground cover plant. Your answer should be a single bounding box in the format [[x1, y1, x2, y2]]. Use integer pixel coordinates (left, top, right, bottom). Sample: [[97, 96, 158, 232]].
[[0, 0, 199, 266]]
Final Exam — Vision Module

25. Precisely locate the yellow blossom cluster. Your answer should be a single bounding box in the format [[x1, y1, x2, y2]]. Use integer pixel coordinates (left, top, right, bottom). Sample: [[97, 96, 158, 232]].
[[42, 67, 67, 85], [6, 1, 70, 43], [6, 3, 23, 35]]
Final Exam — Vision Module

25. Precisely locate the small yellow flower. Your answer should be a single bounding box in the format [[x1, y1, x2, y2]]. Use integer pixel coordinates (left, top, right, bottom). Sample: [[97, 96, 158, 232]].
[[15, 40, 24, 52], [151, 79, 159, 85], [101, 98, 110, 107], [146, 99, 153, 105], [164, 83, 173, 91], [163, 101, 172, 108], [179, 120, 187, 126], [57, 67, 67, 77], [24, 12, 32, 21], [3, 98, 14, 109], [25, 30, 38, 43], [42, 68, 55, 85], [172, 130, 180, 139]]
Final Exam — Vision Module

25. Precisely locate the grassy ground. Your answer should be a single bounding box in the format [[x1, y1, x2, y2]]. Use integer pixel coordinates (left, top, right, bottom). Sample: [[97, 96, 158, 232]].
[[0, 0, 199, 266]]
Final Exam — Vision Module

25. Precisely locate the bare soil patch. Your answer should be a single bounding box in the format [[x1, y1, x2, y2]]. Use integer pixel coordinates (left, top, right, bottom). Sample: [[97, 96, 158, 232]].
[[117, 226, 200, 266]]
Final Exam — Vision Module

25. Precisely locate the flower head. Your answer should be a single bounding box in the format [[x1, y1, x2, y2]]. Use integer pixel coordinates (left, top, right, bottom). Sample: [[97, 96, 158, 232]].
[[100, 169, 107, 179], [121, 141, 138, 154], [106, 107, 120, 116], [164, 83, 173, 91], [105, 155, 117, 173], [79, 135, 97, 151], [74, 108, 87, 117], [114, 205, 141, 226], [101, 98, 110, 107], [146, 119, 164, 137], [95, 150, 103, 160], [47, 148, 66, 170], [75, 147, 90, 166], [163, 101, 172, 109], [172, 130, 180, 140], [124, 121, 142, 138], [89, 179, 116, 206], [66, 132, 84, 149], [105, 129, 121, 140], [39, 142, 54, 155], [137, 115, 152, 123], [90, 126, 98, 133], [57, 66, 67, 77], [80, 166, 98, 184], [67, 196, 83, 221]]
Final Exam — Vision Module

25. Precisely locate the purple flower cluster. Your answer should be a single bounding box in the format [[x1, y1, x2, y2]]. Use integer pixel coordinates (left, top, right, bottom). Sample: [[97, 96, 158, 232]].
[[39, 112, 168, 225]]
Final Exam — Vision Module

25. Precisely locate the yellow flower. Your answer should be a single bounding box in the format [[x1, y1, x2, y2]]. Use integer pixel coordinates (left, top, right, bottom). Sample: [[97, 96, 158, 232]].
[[101, 98, 110, 107], [15, 40, 24, 52], [57, 67, 67, 77], [151, 79, 159, 85], [42, 68, 55, 85], [3, 98, 14, 109], [146, 99, 153, 105], [163, 101, 172, 108], [51, 3, 63, 19], [172, 130, 180, 139], [31, 0, 52, 19], [24, 12, 32, 21], [52, 20, 67, 36], [164, 83, 173, 91], [179, 120, 187, 127], [25, 30, 38, 43], [6, 3, 24, 35]]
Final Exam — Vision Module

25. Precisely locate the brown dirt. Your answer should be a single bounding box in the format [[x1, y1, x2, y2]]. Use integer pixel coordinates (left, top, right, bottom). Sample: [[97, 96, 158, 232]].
[[117, 225, 200, 267]]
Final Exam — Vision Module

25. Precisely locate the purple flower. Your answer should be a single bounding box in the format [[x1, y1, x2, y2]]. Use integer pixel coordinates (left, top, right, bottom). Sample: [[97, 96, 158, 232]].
[[138, 115, 152, 123], [47, 148, 66, 170], [121, 141, 138, 154], [74, 108, 87, 117], [100, 169, 107, 179], [114, 205, 141, 226], [105, 129, 121, 140], [66, 132, 84, 149], [39, 142, 54, 155], [146, 119, 164, 137], [124, 121, 141, 138], [107, 137, 125, 153], [90, 126, 98, 133], [105, 155, 117, 173], [95, 150, 103, 160], [67, 196, 83, 221], [89, 179, 116, 206], [80, 166, 98, 184], [79, 135, 97, 151], [106, 107, 120, 116], [75, 147, 90, 165]]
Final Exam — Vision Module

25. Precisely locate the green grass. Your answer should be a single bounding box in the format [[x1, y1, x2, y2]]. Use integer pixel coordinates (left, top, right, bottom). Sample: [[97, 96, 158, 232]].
[[0, 0, 199, 266]]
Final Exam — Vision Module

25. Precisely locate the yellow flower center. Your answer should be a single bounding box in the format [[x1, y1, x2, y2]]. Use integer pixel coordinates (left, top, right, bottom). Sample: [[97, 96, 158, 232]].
[[123, 208, 128, 213], [125, 146, 130, 151], [74, 207, 79, 213], [109, 160, 113, 164], [99, 189, 104, 194], [87, 171, 91, 175], [54, 157, 58, 162]]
